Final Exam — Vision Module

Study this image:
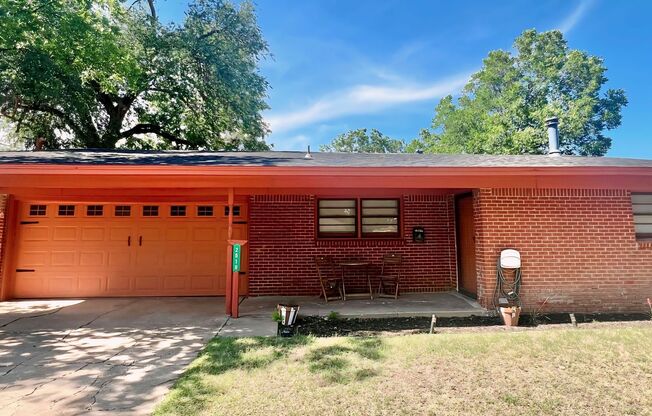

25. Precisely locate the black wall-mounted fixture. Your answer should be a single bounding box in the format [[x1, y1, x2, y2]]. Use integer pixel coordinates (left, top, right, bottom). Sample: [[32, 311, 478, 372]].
[[412, 226, 425, 243]]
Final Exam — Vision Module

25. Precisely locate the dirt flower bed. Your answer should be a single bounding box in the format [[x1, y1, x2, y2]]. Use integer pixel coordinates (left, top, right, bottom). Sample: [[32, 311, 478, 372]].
[[296, 313, 651, 337]]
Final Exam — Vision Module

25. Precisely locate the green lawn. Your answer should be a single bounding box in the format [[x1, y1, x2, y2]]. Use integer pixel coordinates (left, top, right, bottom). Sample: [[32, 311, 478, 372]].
[[154, 324, 652, 416]]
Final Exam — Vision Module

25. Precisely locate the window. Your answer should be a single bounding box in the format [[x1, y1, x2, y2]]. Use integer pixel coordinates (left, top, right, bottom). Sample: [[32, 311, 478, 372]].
[[317, 198, 401, 239], [29, 205, 47, 216], [318, 199, 357, 238], [361, 199, 400, 237], [58, 205, 75, 216], [198, 206, 214, 217], [224, 206, 241, 217], [143, 206, 159, 217], [86, 205, 104, 216], [115, 205, 131, 217], [632, 193, 652, 240], [170, 205, 186, 217]]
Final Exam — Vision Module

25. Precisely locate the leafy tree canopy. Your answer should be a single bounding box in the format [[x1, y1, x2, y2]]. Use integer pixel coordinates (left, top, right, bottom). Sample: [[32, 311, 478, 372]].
[[0, 0, 270, 150], [408, 30, 627, 156], [320, 128, 405, 153]]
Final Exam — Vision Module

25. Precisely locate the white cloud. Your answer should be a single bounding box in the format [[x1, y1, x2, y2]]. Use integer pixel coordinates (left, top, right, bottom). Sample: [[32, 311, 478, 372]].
[[265, 72, 471, 134], [557, 0, 593, 34]]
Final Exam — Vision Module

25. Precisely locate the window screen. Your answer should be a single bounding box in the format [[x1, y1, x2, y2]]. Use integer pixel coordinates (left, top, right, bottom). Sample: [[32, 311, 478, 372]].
[[58, 205, 75, 216], [170, 205, 186, 217], [361, 199, 400, 237], [115, 206, 131, 217], [29, 205, 47, 216], [318, 199, 357, 238], [86, 205, 103, 216], [632, 193, 652, 240], [143, 206, 159, 217], [198, 206, 214, 216]]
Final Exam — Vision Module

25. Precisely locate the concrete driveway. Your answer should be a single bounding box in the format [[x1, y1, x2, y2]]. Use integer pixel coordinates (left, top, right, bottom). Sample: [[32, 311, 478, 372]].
[[0, 297, 226, 415]]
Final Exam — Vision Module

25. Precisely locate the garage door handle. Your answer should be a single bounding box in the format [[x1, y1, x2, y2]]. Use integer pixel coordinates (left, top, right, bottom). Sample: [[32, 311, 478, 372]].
[[128, 236, 131, 246], [139, 236, 142, 246]]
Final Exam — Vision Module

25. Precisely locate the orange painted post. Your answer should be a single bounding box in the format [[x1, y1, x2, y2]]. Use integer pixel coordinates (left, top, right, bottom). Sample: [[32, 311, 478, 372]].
[[227, 240, 247, 318], [225, 244, 233, 316], [231, 271, 240, 318], [226, 188, 235, 316]]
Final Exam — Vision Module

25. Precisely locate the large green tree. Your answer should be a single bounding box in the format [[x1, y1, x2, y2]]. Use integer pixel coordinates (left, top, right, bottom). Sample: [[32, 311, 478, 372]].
[[409, 30, 627, 156], [0, 0, 270, 150], [320, 128, 405, 153]]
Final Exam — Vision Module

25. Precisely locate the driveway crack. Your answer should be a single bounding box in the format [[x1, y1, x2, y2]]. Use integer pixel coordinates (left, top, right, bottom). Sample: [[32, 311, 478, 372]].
[[0, 307, 64, 329]]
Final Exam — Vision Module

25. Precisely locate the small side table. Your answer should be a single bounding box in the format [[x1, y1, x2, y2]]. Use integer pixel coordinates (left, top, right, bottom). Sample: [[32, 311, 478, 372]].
[[338, 261, 373, 300]]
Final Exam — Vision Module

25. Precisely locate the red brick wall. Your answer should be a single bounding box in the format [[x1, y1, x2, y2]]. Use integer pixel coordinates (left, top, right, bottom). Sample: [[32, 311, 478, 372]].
[[474, 188, 652, 313], [248, 194, 457, 296]]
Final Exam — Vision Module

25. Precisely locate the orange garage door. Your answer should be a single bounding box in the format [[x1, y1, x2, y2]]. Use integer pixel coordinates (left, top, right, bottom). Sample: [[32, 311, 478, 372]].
[[12, 202, 247, 298]]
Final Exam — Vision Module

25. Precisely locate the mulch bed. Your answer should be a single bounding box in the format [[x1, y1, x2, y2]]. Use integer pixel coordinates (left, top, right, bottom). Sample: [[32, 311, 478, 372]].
[[295, 313, 651, 337]]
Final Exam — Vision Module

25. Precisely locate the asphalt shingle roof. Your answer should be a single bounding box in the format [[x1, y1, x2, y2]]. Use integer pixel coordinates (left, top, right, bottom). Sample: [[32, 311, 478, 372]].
[[0, 150, 651, 168]]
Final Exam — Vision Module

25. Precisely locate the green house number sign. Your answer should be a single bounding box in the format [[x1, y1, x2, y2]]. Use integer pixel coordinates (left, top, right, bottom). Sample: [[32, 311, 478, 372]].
[[232, 244, 241, 272]]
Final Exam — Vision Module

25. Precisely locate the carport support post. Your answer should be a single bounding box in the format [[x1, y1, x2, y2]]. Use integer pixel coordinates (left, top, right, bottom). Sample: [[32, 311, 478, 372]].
[[225, 188, 235, 316]]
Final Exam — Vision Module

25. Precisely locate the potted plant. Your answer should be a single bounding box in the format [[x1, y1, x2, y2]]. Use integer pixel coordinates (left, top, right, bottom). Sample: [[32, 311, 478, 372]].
[[500, 305, 521, 327], [276, 304, 300, 337]]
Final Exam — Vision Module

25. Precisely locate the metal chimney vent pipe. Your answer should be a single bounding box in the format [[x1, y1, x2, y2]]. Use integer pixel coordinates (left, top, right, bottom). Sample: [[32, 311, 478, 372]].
[[545, 116, 561, 156]]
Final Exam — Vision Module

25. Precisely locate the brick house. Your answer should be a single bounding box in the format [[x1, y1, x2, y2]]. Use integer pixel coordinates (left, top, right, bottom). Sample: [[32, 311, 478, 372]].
[[0, 149, 651, 315]]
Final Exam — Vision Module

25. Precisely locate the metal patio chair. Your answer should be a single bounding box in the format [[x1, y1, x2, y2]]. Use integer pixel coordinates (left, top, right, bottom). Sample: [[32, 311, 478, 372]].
[[314, 255, 346, 302], [376, 253, 403, 299]]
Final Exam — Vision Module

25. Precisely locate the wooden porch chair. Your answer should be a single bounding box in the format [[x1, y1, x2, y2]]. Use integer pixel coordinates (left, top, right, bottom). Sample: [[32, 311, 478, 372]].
[[314, 255, 346, 302], [376, 253, 403, 299]]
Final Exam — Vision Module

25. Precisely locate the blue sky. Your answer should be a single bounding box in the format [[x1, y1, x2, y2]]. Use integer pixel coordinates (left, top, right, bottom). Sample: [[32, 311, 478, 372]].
[[159, 0, 652, 158]]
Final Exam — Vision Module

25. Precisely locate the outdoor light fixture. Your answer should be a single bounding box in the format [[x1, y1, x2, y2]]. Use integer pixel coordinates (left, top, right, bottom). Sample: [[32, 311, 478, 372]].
[[412, 226, 425, 242]]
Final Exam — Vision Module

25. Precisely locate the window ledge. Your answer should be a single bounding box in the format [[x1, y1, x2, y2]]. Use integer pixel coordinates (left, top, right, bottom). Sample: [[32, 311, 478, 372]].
[[636, 240, 652, 248]]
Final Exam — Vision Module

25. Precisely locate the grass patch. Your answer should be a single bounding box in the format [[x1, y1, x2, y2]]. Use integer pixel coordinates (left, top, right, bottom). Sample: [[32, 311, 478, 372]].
[[154, 324, 652, 416]]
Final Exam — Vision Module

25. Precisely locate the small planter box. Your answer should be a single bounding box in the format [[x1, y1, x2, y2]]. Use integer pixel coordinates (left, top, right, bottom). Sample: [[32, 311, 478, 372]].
[[500, 306, 521, 327], [277, 304, 300, 337]]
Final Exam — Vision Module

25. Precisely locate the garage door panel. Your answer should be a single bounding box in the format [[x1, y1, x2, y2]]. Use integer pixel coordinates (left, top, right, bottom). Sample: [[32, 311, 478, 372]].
[[22, 226, 50, 241], [165, 227, 188, 241], [78, 275, 105, 294], [51, 251, 77, 266], [16, 250, 49, 267], [13, 275, 45, 297], [53, 227, 78, 241], [134, 276, 162, 290], [109, 227, 133, 241], [163, 276, 188, 290], [46, 275, 78, 294], [13, 202, 238, 298], [193, 227, 217, 241], [107, 275, 131, 291], [81, 227, 106, 241], [139, 227, 162, 241], [164, 250, 189, 267], [79, 252, 105, 267], [190, 276, 215, 290], [108, 251, 131, 268]]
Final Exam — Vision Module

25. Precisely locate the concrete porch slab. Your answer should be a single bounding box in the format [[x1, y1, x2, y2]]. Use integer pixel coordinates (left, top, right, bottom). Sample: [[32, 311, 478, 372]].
[[238, 291, 487, 319]]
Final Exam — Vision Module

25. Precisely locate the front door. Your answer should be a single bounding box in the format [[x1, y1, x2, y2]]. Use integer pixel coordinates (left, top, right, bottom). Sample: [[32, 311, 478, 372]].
[[455, 194, 477, 298]]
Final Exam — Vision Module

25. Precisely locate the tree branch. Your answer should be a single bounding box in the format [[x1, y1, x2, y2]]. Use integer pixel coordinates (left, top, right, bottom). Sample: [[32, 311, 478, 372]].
[[147, 0, 157, 20], [6, 102, 86, 139], [119, 123, 190, 145]]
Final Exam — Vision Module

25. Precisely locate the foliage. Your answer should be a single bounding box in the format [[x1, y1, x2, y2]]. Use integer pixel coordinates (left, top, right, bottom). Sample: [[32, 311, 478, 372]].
[[409, 30, 627, 156], [326, 311, 341, 321], [0, 0, 270, 150], [320, 128, 405, 153], [271, 309, 281, 322]]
